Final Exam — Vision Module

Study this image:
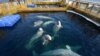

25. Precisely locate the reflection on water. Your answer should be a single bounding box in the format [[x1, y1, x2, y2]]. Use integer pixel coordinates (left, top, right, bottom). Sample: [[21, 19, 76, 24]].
[[0, 12, 100, 56], [0, 30, 5, 38]]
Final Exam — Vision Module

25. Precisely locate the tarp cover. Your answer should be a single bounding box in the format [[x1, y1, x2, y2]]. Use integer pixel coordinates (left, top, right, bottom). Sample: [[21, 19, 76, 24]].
[[27, 4, 37, 8], [0, 14, 21, 27]]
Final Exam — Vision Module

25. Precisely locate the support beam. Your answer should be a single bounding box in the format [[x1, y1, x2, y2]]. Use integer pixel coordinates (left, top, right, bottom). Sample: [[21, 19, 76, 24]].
[[9, 0, 14, 2]]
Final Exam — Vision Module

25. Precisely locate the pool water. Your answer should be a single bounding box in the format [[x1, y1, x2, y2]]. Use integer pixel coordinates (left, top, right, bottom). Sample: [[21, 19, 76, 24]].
[[0, 12, 100, 56]]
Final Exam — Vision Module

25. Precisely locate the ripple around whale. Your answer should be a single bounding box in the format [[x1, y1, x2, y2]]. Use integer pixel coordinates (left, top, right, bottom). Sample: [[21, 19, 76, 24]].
[[0, 12, 99, 56]]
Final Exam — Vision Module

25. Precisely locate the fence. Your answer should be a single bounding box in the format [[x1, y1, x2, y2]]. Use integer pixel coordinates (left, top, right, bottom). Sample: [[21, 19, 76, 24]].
[[66, 0, 100, 19]]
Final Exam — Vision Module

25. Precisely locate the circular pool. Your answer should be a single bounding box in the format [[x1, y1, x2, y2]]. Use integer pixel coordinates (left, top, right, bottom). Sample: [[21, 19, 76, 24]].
[[0, 12, 100, 56]]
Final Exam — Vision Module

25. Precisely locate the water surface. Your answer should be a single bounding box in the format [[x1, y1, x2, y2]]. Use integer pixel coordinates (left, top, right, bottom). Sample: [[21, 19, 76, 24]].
[[0, 12, 100, 56]]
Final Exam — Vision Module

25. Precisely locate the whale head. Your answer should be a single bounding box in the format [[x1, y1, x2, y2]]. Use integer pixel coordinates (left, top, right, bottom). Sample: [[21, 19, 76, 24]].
[[54, 21, 63, 33], [42, 34, 52, 45], [36, 27, 44, 36], [39, 27, 43, 31], [55, 21, 63, 29], [44, 34, 52, 41]]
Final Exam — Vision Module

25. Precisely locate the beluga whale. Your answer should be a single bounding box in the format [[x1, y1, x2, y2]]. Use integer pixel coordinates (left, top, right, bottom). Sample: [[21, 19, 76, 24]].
[[25, 27, 44, 50], [33, 20, 44, 27], [53, 20, 63, 38], [54, 20, 63, 32], [36, 15, 54, 20], [56, 21, 63, 30], [42, 34, 52, 45], [42, 20, 55, 27], [40, 45, 81, 56]]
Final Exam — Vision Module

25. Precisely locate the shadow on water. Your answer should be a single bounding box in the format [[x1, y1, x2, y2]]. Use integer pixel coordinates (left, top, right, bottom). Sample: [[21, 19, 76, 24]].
[[0, 12, 100, 56]]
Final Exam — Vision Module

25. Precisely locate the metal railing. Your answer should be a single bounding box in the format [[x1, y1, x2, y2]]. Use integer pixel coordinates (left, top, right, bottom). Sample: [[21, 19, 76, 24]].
[[66, 0, 100, 19], [31, 0, 61, 2]]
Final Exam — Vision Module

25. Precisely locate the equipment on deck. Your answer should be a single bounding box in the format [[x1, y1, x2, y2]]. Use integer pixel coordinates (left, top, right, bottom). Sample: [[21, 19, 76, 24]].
[[0, 14, 21, 27]]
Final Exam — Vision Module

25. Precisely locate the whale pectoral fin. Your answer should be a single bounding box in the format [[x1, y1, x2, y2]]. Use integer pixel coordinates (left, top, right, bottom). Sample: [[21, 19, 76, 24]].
[[42, 41, 46, 45], [66, 45, 71, 50], [43, 40, 49, 45]]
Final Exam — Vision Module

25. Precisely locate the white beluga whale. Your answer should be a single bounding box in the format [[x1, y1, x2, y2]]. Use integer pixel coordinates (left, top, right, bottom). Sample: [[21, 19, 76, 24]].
[[36, 15, 54, 20], [43, 20, 55, 27], [40, 45, 81, 56], [34, 20, 43, 27], [25, 28, 44, 50], [42, 34, 52, 45], [54, 20, 63, 32], [53, 20, 63, 38], [56, 21, 63, 29]]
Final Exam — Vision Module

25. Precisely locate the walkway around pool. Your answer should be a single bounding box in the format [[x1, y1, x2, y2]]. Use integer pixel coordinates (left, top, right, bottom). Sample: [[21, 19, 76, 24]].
[[0, 1, 66, 15], [67, 1, 100, 23], [0, 0, 100, 27]]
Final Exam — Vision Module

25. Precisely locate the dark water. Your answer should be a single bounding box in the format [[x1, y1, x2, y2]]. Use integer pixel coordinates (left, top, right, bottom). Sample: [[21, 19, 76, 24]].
[[0, 12, 100, 56]]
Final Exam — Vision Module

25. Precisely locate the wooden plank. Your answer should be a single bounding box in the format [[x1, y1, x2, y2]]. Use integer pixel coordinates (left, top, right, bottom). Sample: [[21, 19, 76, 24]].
[[32, 2, 60, 5], [18, 7, 66, 13], [0, 2, 66, 15]]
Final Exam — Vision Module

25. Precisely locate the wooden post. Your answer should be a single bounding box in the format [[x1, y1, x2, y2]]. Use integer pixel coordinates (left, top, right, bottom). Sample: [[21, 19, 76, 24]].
[[97, 7, 100, 15], [60, 0, 66, 7], [65, 0, 69, 9], [76, 0, 80, 8], [15, 0, 20, 4], [72, 1, 74, 7], [67, 0, 69, 5], [90, 4, 94, 13], [76, 2, 79, 8], [85, 3, 89, 11]]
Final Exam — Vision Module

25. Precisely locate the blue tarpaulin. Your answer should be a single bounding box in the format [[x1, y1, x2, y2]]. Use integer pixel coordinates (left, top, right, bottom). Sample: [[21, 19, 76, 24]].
[[27, 4, 37, 8], [0, 14, 21, 27]]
